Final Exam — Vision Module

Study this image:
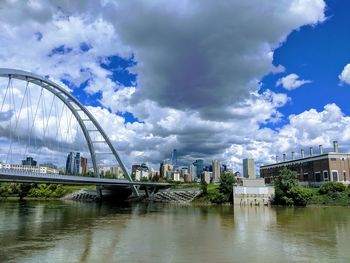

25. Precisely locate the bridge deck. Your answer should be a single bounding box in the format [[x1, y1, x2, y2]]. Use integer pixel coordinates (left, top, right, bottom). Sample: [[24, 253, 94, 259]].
[[0, 169, 170, 187]]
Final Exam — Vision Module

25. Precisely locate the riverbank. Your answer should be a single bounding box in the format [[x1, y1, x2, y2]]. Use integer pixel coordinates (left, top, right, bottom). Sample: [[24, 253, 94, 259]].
[[3, 181, 350, 207], [304, 186, 350, 206], [0, 183, 95, 199]]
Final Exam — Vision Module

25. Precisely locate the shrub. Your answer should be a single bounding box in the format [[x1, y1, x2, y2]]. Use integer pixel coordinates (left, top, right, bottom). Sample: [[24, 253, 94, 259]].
[[319, 182, 346, 195], [210, 192, 227, 204], [287, 187, 311, 206], [281, 196, 294, 206]]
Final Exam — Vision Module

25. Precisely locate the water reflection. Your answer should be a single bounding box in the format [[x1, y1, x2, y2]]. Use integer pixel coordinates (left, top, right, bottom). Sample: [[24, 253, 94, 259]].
[[0, 201, 350, 263]]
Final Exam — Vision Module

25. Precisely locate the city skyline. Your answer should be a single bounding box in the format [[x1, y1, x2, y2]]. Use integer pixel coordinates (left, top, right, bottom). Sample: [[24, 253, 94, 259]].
[[1, 1, 350, 173]]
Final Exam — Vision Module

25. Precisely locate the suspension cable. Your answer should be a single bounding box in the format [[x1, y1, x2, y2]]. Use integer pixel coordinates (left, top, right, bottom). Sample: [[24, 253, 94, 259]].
[[23, 87, 43, 158]]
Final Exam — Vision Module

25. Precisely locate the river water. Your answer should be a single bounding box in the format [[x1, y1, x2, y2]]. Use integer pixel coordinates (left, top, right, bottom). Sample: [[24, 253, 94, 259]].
[[0, 200, 350, 263]]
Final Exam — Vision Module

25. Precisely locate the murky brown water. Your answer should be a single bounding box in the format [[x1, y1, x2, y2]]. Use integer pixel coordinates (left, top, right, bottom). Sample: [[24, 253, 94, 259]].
[[0, 200, 350, 263]]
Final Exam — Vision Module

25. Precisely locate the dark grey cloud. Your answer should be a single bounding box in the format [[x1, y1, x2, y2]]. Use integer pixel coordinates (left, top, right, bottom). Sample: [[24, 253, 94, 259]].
[[106, 0, 325, 120]]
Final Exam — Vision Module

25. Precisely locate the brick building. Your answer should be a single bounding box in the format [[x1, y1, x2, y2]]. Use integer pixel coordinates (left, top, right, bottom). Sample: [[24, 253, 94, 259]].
[[260, 141, 350, 185]]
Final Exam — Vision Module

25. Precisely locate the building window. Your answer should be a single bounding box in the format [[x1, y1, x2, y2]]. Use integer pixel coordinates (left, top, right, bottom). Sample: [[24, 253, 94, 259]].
[[303, 173, 309, 181], [315, 172, 321, 182], [343, 171, 347, 182], [323, 171, 329, 181], [331, 158, 337, 161], [332, 170, 338, 182]]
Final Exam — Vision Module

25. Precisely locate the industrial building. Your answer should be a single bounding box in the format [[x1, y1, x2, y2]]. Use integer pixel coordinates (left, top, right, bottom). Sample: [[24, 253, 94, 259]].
[[260, 141, 350, 185]]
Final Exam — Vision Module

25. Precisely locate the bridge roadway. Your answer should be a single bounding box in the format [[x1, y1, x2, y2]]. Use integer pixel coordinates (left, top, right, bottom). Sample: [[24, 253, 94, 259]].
[[0, 169, 170, 188]]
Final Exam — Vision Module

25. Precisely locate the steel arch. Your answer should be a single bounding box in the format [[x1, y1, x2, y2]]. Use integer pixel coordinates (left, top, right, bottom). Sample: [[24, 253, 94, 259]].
[[0, 68, 138, 196]]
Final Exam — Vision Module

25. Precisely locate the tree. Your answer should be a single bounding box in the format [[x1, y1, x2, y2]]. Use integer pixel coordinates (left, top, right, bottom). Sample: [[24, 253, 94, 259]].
[[219, 172, 236, 196], [287, 187, 311, 206], [18, 183, 32, 200], [200, 180, 208, 195], [273, 168, 310, 206], [151, 174, 160, 182]]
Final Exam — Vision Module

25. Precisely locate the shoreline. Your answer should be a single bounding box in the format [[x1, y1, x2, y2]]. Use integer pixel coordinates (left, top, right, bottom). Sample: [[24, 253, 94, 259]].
[[2, 196, 350, 207]]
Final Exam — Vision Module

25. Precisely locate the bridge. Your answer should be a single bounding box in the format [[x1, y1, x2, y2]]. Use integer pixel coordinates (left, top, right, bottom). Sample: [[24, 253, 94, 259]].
[[0, 68, 170, 198]]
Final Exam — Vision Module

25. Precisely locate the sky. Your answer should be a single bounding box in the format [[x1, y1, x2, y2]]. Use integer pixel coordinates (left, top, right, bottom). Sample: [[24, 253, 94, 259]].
[[1, 0, 350, 173]]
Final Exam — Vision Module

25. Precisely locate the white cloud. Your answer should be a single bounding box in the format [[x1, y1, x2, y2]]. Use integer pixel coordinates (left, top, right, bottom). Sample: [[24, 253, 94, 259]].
[[276, 73, 312, 90], [339, 64, 350, 85]]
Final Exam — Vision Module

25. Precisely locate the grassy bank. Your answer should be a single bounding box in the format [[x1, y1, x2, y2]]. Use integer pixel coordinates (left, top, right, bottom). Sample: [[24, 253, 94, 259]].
[[304, 187, 350, 206], [193, 184, 220, 203], [0, 183, 95, 199], [170, 182, 201, 189]]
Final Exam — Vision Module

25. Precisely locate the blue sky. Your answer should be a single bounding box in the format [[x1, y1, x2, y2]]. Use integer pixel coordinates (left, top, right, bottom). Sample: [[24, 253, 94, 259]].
[[261, 0, 350, 127]]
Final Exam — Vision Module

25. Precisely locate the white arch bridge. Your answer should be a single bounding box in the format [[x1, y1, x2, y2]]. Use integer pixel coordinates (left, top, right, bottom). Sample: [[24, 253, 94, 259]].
[[0, 68, 169, 198]]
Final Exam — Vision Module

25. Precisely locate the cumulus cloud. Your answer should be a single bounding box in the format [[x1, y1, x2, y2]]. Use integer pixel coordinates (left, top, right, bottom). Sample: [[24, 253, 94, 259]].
[[0, 0, 328, 172], [276, 73, 312, 90], [224, 103, 350, 171], [338, 64, 350, 85], [106, 0, 325, 119]]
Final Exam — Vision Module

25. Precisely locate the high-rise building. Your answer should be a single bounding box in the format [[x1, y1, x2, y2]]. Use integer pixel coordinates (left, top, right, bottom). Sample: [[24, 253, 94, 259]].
[[160, 163, 173, 178], [74, 152, 81, 175], [132, 164, 140, 174], [66, 152, 75, 175], [22, 157, 37, 166], [193, 159, 204, 179], [243, 158, 256, 179], [171, 149, 178, 167], [66, 152, 83, 175], [212, 160, 221, 182], [189, 164, 197, 181], [221, 164, 228, 172], [180, 167, 189, 177], [80, 157, 88, 175], [135, 163, 149, 181]]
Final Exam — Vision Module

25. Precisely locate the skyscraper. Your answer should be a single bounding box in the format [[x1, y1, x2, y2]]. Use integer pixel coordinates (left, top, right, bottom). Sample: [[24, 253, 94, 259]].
[[193, 159, 204, 179], [212, 160, 221, 182], [66, 152, 83, 175], [171, 149, 178, 167], [189, 164, 197, 181], [66, 152, 75, 175], [80, 157, 88, 175], [74, 152, 81, 175], [243, 158, 256, 179]]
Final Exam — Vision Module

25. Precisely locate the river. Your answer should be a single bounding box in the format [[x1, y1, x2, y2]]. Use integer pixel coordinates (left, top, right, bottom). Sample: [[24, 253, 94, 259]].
[[0, 200, 350, 263]]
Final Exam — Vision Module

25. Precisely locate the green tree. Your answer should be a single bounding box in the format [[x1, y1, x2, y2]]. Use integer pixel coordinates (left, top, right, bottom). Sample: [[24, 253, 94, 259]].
[[151, 174, 160, 182], [200, 180, 208, 195], [273, 168, 310, 206], [210, 191, 226, 204], [18, 183, 32, 200], [287, 187, 311, 206], [140, 176, 149, 182], [219, 172, 236, 196]]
